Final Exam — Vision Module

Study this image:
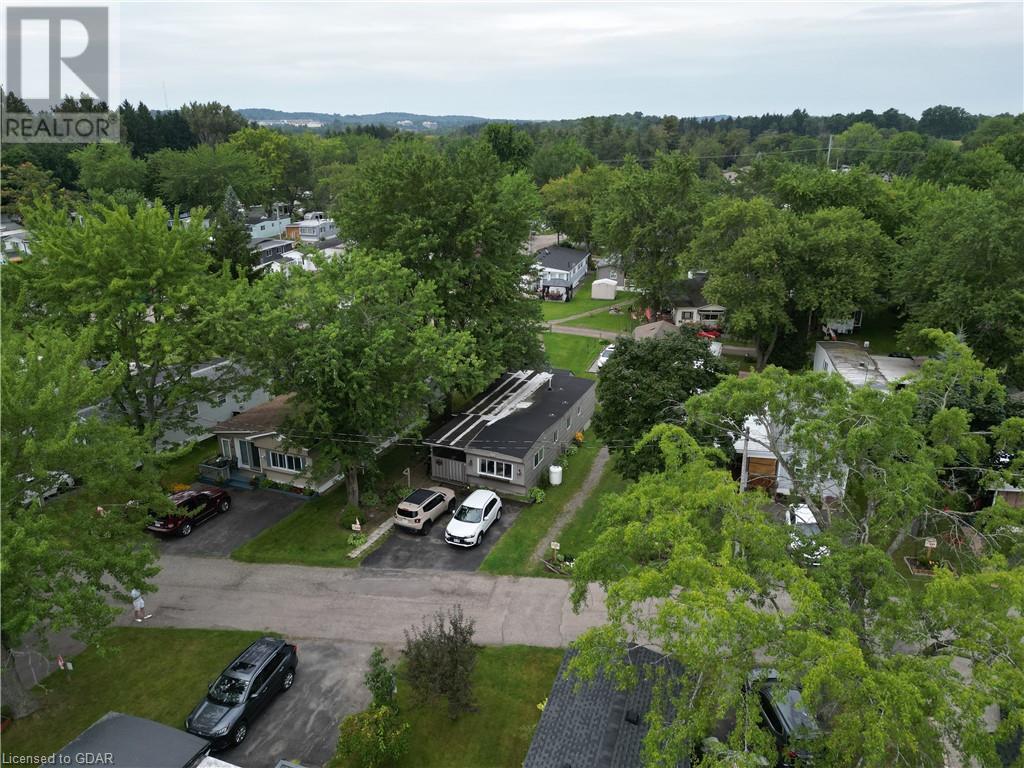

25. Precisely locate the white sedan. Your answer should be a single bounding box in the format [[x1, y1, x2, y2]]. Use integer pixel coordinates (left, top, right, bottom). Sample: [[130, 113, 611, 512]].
[[445, 489, 502, 547], [19, 471, 76, 507], [596, 344, 616, 370]]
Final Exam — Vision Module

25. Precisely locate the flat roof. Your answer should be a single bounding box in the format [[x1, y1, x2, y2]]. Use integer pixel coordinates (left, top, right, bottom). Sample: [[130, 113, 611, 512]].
[[426, 370, 594, 459], [817, 342, 920, 390], [56, 712, 211, 768]]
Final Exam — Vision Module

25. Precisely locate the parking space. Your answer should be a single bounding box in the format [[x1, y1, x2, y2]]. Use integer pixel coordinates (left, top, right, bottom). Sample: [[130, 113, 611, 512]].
[[362, 498, 526, 572], [155, 487, 306, 557], [228, 640, 375, 768]]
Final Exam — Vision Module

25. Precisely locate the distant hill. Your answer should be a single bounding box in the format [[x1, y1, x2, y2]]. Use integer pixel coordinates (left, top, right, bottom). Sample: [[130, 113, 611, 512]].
[[238, 108, 497, 133]]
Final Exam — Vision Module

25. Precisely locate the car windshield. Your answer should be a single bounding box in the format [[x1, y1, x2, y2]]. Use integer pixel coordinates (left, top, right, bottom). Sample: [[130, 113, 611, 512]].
[[208, 674, 248, 705], [453, 505, 483, 523]]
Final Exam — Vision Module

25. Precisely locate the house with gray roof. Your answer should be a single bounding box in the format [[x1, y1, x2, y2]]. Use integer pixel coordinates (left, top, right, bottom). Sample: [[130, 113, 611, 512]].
[[524, 646, 690, 768], [424, 369, 595, 495], [532, 246, 590, 301], [666, 272, 726, 328]]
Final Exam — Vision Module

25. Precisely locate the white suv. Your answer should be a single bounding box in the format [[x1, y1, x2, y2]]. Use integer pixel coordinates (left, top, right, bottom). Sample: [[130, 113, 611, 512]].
[[445, 489, 502, 547], [786, 503, 830, 565]]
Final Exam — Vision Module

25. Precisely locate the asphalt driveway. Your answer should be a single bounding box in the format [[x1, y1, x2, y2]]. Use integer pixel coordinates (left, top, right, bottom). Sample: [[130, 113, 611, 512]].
[[362, 499, 525, 571], [155, 487, 306, 557], [225, 640, 375, 768]]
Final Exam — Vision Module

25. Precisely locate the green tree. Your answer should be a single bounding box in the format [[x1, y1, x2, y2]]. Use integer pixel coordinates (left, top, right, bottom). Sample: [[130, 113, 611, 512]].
[[918, 104, 979, 140], [531, 136, 596, 185], [403, 605, 477, 719], [179, 101, 248, 146], [895, 178, 1024, 384], [540, 164, 613, 247], [1, 323, 165, 714], [0, 162, 59, 219], [228, 126, 313, 205], [480, 123, 535, 171], [335, 705, 409, 768], [210, 186, 256, 280], [71, 143, 147, 194], [365, 647, 398, 710], [593, 152, 703, 305], [16, 200, 244, 441], [334, 139, 543, 399], [594, 332, 732, 478], [152, 143, 270, 209], [233, 250, 476, 506]]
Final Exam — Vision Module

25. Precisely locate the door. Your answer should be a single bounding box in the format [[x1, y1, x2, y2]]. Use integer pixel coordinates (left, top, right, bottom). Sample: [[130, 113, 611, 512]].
[[194, 496, 216, 524], [482, 498, 498, 532], [424, 494, 444, 522], [248, 663, 275, 716], [238, 440, 261, 470]]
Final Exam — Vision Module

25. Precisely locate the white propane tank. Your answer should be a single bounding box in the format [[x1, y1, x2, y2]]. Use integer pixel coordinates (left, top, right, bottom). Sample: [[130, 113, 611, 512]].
[[549, 465, 563, 486]]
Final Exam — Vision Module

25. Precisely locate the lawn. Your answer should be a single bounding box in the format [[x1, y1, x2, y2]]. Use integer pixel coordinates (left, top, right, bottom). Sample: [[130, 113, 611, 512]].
[[546, 462, 631, 569], [480, 438, 602, 575], [540, 275, 622, 322], [563, 307, 639, 335], [332, 645, 563, 768], [231, 445, 424, 567], [541, 332, 606, 379], [2, 627, 265, 758], [842, 308, 906, 355], [156, 437, 216, 490]]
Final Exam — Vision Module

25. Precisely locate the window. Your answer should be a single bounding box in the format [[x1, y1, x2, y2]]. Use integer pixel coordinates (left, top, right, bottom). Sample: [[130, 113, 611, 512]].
[[565, 415, 571, 429], [680, 310, 695, 321], [577, 404, 582, 416], [478, 458, 513, 480], [237, 440, 260, 469], [553, 429, 558, 443], [269, 451, 305, 472], [533, 447, 545, 468], [220, 438, 232, 459]]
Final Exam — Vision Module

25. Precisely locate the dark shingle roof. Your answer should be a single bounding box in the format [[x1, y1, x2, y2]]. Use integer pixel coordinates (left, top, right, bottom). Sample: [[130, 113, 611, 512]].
[[524, 646, 683, 768], [665, 274, 710, 309], [536, 246, 589, 273], [425, 371, 594, 459], [56, 712, 210, 768]]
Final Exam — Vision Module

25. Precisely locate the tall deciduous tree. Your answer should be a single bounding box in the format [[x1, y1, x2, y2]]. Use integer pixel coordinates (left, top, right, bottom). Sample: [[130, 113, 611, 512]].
[[233, 250, 477, 506], [179, 101, 249, 146], [334, 139, 542, 399], [540, 164, 613, 248], [151, 143, 270, 209], [16, 201, 243, 442], [594, 332, 732, 478], [593, 152, 703, 305], [71, 143, 147, 194], [1, 323, 164, 714]]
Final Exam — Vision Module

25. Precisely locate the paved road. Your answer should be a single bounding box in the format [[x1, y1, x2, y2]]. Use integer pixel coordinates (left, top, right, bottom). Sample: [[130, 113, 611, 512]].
[[135, 555, 607, 648], [547, 324, 621, 341], [363, 501, 525, 571]]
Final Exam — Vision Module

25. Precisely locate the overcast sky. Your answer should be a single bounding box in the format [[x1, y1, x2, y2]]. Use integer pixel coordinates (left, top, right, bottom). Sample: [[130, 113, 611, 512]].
[[114, 1, 1023, 119]]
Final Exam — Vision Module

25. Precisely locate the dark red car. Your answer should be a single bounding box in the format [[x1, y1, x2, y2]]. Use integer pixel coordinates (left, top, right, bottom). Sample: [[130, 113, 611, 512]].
[[146, 488, 232, 537]]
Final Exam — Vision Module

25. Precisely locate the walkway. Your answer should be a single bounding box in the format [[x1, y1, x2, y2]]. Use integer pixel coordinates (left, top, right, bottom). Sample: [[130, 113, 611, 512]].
[[131, 555, 608, 648], [531, 445, 611, 563], [547, 300, 634, 328]]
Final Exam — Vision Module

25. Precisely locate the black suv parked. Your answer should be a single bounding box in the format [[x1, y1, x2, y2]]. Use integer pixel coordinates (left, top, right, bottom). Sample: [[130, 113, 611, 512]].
[[752, 669, 821, 766], [185, 636, 298, 749]]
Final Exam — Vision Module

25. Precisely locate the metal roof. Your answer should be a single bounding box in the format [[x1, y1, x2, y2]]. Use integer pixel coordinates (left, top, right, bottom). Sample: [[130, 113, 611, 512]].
[[56, 712, 211, 768]]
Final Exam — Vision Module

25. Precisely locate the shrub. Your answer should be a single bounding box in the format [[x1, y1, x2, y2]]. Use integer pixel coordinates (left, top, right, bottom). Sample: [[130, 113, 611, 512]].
[[384, 484, 406, 505], [361, 490, 381, 507], [403, 604, 477, 719], [564, 444, 579, 458], [574, 431, 585, 445], [338, 505, 361, 528], [169, 482, 191, 493], [349, 532, 368, 549], [528, 487, 547, 504], [336, 705, 409, 768], [365, 647, 398, 709]]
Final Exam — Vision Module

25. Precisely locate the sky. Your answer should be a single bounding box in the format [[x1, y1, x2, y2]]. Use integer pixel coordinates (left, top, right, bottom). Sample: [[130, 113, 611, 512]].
[[42, 1, 1024, 119]]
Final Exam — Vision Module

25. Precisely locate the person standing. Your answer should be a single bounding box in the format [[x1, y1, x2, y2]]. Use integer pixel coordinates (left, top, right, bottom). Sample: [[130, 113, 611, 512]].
[[130, 588, 152, 622]]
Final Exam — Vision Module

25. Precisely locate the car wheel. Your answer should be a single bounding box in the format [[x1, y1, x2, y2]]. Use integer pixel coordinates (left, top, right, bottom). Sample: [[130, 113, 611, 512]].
[[421, 519, 433, 536], [220, 499, 231, 513], [231, 721, 247, 746], [474, 533, 482, 546], [496, 506, 502, 521], [282, 668, 295, 690], [180, 523, 192, 537]]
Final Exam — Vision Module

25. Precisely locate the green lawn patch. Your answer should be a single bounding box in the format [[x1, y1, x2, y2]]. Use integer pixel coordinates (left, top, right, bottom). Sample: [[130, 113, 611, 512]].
[[541, 332, 605, 379], [231, 486, 366, 567], [564, 308, 638, 335], [331, 646, 563, 768], [2, 627, 264, 758], [842, 308, 906, 356], [156, 438, 216, 490], [480, 438, 602, 575], [550, 463, 631, 564], [540, 275, 621, 322]]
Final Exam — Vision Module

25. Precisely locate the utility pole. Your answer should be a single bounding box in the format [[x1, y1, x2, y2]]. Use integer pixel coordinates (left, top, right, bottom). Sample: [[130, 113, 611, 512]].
[[825, 134, 833, 168]]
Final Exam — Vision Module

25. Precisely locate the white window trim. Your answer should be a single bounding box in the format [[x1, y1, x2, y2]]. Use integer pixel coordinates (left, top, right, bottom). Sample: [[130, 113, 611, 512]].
[[533, 447, 545, 469], [478, 458, 513, 480], [220, 438, 232, 459], [269, 450, 305, 473], [236, 439, 259, 470]]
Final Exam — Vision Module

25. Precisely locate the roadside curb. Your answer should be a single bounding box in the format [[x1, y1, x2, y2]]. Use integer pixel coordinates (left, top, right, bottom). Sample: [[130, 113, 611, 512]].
[[348, 518, 394, 558]]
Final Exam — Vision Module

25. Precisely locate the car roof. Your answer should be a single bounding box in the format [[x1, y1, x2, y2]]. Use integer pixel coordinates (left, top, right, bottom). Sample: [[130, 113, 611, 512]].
[[403, 488, 436, 505], [772, 688, 821, 737], [462, 489, 496, 507], [224, 637, 284, 679], [788, 504, 818, 526]]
